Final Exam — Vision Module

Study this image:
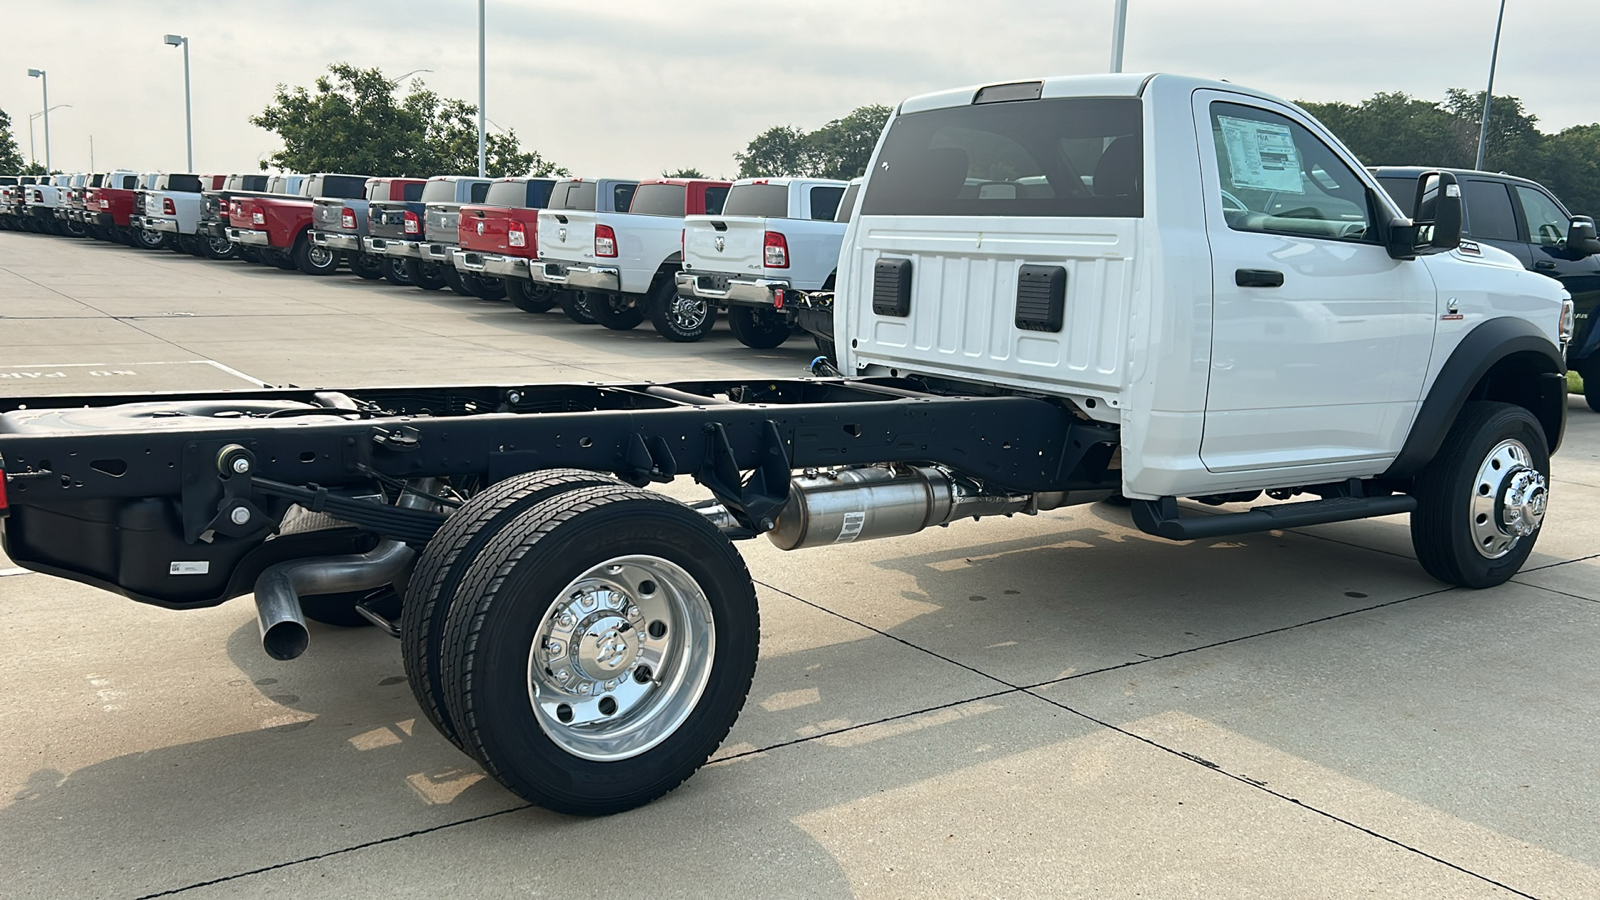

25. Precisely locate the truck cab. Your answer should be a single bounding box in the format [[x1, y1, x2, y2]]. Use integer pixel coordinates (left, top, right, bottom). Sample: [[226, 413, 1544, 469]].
[[136, 173, 207, 252], [677, 176, 849, 348], [317, 177, 427, 282], [535, 178, 728, 338], [1373, 167, 1600, 412]]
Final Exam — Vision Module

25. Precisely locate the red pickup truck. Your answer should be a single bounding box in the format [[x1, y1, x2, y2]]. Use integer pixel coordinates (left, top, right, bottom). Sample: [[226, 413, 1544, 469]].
[[86, 170, 144, 246], [226, 173, 370, 275], [452, 177, 558, 309]]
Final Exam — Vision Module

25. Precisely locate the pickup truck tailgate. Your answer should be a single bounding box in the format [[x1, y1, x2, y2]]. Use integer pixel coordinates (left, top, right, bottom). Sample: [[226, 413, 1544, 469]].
[[683, 216, 767, 276], [537, 209, 598, 263], [312, 199, 349, 233]]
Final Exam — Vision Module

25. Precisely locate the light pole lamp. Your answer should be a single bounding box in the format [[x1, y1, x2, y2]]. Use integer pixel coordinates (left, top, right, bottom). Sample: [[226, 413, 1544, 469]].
[[27, 69, 49, 172], [388, 68, 432, 87], [27, 105, 71, 168], [164, 34, 193, 171]]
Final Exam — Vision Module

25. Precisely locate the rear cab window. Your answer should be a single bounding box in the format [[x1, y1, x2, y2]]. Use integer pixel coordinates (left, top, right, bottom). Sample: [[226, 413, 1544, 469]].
[[809, 186, 845, 220], [485, 180, 528, 208], [628, 184, 687, 217], [365, 180, 387, 201], [834, 183, 861, 223], [703, 185, 729, 215], [469, 182, 490, 203], [402, 182, 425, 202], [548, 181, 598, 211], [722, 184, 789, 218], [420, 180, 458, 203], [612, 183, 637, 212], [862, 97, 1144, 217]]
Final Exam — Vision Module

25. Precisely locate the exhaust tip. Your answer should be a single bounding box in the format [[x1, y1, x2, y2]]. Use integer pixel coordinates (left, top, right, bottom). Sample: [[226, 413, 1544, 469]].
[[261, 620, 310, 661]]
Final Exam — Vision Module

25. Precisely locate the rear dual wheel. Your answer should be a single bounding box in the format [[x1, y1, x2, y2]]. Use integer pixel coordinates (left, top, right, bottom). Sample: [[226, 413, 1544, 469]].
[[559, 290, 598, 324], [727, 305, 793, 349], [590, 292, 645, 331], [349, 252, 385, 281], [444, 265, 474, 297], [135, 228, 171, 251], [463, 273, 507, 301], [428, 485, 759, 816], [203, 234, 238, 260], [405, 258, 449, 290], [649, 279, 717, 343], [294, 235, 341, 275], [508, 278, 556, 313]]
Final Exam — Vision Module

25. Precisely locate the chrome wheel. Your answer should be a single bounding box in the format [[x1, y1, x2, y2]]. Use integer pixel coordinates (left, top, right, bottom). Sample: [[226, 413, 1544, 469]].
[[308, 245, 335, 268], [527, 555, 714, 762], [208, 236, 235, 256], [1470, 438, 1546, 559], [669, 296, 710, 330]]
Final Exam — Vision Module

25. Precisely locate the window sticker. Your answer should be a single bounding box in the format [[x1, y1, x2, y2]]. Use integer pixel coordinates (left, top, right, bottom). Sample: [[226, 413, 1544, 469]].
[[1218, 115, 1303, 194]]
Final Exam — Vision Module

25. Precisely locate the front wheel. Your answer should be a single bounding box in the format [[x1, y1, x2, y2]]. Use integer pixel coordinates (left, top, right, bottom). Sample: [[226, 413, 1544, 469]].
[[727, 305, 793, 349], [1580, 359, 1600, 414], [649, 280, 717, 342], [1410, 401, 1551, 588], [295, 236, 341, 275], [439, 486, 759, 815], [590, 292, 645, 331], [507, 278, 556, 313]]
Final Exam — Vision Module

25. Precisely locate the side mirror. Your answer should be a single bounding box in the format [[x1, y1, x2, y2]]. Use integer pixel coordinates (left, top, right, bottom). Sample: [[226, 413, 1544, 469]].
[[1568, 215, 1600, 257], [1385, 171, 1462, 259]]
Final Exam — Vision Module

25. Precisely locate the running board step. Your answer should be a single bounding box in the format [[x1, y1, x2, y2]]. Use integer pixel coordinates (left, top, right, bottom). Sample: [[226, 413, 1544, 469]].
[[1131, 494, 1417, 541]]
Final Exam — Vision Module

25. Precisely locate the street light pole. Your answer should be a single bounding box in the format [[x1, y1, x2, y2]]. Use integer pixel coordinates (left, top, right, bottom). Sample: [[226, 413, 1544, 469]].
[[1474, 0, 1507, 171], [164, 34, 193, 171], [27, 69, 49, 172], [478, 0, 487, 177], [1110, 0, 1128, 73]]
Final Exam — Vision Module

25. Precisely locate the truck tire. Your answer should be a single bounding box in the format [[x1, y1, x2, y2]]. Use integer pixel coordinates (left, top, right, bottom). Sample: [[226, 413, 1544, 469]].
[[270, 248, 299, 271], [728, 306, 792, 349], [1410, 401, 1550, 588], [349, 252, 384, 281], [560, 290, 598, 324], [1580, 359, 1600, 414], [294, 235, 341, 275], [62, 217, 88, 238], [813, 334, 837, 361], [405, 258, 449, 290], [591, 293, 645, 331], [443, 266, 474, 296], [439, 486, 759, 815], [507, 278, 556, 313], [135, 228, 171, 251], [237, 245, 262, 264], [404, 469, 623, 750], [464, 273, 507, 301], [649, 280, 717, 342], [383, 257, 414, 286], [178, 234, 207, 257], [203, 235, 238, 260]]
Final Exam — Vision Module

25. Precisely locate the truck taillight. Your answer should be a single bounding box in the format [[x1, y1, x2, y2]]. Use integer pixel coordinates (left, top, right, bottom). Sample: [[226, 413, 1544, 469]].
[[341, 208, 357, 230], [764, 231, 789, 268], [508, 220, 526, 247], [251, 208, 265, 225], [31, 190, 42, 202], [404, 210, 421, 234], [100, 199, 110, 209], [595, 224, 617, 258], [163, 198, 176, 215]]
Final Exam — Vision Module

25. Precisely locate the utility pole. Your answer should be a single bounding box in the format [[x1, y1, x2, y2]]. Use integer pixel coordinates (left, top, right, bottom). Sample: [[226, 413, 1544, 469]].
[[89, 135, 94, 170], [1109, 0, 1128, 73], [478, 0, 487, 177], [164, 35, 194, 171], [1475, 0, 1507, 171]]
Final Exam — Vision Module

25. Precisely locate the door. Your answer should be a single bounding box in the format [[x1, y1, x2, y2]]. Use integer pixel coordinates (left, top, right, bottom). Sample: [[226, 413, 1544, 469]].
[[1512, 184, 1600, 357], [1195, 92, 1437, 473], [1458, 179, 1532, 266]]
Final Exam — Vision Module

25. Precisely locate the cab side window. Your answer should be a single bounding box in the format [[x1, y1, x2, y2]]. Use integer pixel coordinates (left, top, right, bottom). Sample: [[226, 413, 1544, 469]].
[[1514, 186, 1569, 247], [1459, 181, 1520, 241], [1209, 102, 1372, 242]]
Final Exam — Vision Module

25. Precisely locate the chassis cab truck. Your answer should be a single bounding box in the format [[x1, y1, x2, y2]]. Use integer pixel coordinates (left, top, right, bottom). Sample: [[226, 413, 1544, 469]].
[[0, 74, 1572, 818]]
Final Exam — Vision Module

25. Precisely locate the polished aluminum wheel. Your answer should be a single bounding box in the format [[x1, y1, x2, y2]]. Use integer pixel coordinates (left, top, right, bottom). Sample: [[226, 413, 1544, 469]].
[[308, 245, 335, 269], [1470, 438, 1547, 559], [527, 555, 715, 761], [669, 296, 710, 331]]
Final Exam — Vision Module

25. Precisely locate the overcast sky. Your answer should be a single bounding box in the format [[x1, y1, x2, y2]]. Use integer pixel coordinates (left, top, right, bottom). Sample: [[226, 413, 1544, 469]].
[[2, 0, 1593, 177]]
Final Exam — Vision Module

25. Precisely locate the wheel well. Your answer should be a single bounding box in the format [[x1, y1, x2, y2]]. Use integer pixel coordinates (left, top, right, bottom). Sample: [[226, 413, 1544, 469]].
[[1468, 350, 1565, 452]]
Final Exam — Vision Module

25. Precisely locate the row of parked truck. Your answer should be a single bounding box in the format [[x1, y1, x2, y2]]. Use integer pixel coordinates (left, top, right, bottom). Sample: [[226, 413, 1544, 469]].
[[0, 166, 859, 356]]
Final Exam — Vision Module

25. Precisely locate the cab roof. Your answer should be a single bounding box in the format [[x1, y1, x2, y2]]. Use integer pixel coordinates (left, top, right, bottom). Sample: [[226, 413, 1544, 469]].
[[897, 72, 1287, 115]]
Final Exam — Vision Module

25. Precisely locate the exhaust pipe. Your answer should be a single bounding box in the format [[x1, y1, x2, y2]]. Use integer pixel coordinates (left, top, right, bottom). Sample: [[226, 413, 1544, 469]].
[[761, 466, 1114, 551], [253, 478, 441, 660], [253, 540, 416, 660]]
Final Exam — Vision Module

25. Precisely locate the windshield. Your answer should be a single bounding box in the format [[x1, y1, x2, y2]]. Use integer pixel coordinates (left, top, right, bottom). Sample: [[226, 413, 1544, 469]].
[[861, 97, 1144, 218]]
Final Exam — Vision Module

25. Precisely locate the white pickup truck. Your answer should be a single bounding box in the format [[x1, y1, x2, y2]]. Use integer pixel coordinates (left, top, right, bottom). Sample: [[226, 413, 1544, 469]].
[[0, 73, 1571, 819], [527, 177, 640, 322], [677, 176, 850, 348], [533, 178, 728, 336], [134, 173, 207, 254]]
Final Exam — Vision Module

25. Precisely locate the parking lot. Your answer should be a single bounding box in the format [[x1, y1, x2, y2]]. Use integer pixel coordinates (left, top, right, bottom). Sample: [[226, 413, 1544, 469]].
[[2, 229, 1598, 899]]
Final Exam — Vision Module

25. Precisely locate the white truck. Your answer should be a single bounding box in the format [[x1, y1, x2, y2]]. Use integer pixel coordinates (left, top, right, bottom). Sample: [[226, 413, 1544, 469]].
[[0, 73, 1571, 820], [20, 173, 75, 235], [134, 173, 208, 255], [677, 176, 850, 348], [530, 178, 729, 336], [527, 177, 641, 322]]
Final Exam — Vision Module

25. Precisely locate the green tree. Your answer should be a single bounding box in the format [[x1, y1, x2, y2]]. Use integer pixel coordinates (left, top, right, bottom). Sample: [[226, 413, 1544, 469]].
[[0, 108, 24, 172], [1540, 124, 1600, 218], [663, 167, 708, 178], [251, 63, 564, 178], [1442, 89, 1543, 175], [734, 105, 892, 179], [1298, 92, 1463, 167]]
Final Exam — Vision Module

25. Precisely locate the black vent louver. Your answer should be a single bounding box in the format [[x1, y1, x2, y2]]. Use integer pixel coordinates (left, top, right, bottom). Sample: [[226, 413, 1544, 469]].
[[1015, 265, 1067, 332], [872, 258, 912, 317]]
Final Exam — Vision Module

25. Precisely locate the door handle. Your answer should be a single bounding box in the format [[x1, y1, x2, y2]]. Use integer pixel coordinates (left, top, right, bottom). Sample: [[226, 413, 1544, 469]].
[[1235, 268, 1284, 288], [1535, 260, 1557, 270]]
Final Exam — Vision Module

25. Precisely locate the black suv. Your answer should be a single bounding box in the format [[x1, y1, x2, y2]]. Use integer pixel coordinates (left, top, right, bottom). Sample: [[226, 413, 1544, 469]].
[[1374, 167, 1600, 412]]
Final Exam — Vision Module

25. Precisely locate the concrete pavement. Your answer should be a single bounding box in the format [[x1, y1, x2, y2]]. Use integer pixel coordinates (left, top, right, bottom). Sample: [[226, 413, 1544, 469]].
[[1, 230, 1597, 898]]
